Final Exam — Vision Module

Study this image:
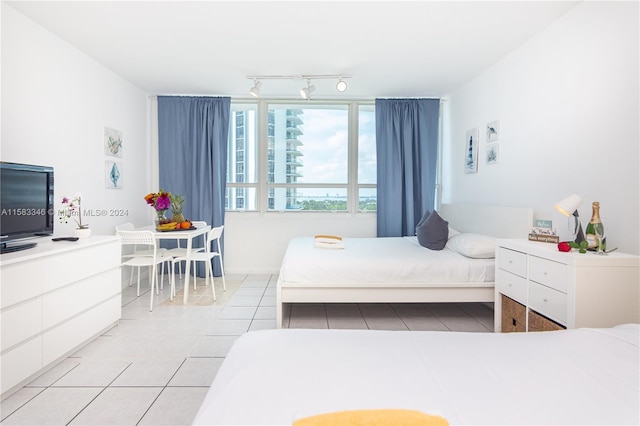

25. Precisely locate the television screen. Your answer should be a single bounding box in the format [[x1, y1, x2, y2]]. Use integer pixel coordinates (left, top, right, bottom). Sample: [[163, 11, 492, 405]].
[[0, 161, 54, 253]]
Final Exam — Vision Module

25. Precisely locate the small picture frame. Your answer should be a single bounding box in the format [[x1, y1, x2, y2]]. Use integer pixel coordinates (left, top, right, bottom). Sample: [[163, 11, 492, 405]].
[[486, 143, 499, 165], [486, 120, 499, 143], [104, 127, 123, 158], [105, 161, 122, 189], [464, 128, 479, 174]]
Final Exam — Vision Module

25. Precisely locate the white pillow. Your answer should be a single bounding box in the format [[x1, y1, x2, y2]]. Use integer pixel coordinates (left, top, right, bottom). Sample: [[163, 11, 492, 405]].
[[448, 227, 461, 239], [446, 233, 497, 258]]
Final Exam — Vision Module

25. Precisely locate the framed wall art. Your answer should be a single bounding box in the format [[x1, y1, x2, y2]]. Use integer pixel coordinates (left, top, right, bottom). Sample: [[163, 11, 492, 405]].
[[105, 161, 122, 189], [464, 128, 479, 174], [104, 127, 123, 158], [486, 120, 499, 143], [486, 143, 499, 165]]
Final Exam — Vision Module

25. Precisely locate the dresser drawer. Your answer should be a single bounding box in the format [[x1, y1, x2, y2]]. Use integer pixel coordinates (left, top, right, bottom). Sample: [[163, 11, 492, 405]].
[[529, 256, 568, 293], [496, 268, 527, 304], [497, 247, 527, 277], [529, 281, 567, 325]]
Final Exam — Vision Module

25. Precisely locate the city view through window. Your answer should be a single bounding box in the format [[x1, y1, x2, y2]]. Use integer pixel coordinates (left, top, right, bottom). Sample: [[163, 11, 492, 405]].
[[226, 102, 376, 212]]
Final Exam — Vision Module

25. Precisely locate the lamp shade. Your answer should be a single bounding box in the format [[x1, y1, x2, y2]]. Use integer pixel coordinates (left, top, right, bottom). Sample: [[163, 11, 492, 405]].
[[555, 194, 583, 217]]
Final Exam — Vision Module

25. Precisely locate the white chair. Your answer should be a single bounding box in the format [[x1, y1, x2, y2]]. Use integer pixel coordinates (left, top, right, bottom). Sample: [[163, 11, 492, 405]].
[[117, 230, 174, 311], [167, 220, 207, 283], [116, 222, 168, 288], [171, 225, 226, 300]]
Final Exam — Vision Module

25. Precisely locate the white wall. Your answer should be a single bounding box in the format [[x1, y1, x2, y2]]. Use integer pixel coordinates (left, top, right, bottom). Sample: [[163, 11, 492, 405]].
[[442, 1, 639, 255], [224, 212, 376, 274], [1, 4, 150, 236]]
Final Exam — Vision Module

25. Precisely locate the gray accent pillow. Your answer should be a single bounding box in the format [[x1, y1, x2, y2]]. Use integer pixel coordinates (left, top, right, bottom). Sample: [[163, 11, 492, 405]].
[[415, 210, 431, 235], [416, 211, 449, 250]]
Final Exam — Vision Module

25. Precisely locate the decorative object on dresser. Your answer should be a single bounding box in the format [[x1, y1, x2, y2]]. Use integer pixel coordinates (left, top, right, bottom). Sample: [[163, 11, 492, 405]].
[[58, 193, 91, 238], [495, 239, 639, 332], [528, 219, 559, 243], [584, 201, 604, 252], [554, 194, 585, 244]]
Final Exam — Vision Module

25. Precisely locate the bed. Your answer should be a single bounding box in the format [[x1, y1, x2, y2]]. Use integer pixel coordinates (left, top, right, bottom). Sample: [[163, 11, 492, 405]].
[[193, 324, 640, 425], [276, 204, 533, 327], [194, 324, 640, 425]]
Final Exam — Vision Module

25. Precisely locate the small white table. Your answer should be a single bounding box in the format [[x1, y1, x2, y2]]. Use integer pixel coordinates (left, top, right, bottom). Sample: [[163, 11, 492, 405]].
[[145, 224, 211, 304]]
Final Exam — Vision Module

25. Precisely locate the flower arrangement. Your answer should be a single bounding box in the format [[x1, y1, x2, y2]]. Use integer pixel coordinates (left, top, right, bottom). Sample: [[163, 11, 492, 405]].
[[144, 190, 171, 221], [58, 194, 88, 229]]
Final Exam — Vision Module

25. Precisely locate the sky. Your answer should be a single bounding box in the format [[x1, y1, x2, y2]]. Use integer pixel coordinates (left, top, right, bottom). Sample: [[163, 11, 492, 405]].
[[296, 108, 376, 185]]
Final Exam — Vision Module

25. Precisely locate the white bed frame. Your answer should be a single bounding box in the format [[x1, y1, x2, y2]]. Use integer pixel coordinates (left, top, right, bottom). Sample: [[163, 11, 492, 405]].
[[276, 203, 533, 328]]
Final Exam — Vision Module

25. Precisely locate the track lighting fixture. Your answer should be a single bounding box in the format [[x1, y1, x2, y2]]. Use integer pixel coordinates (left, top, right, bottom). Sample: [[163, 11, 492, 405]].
[[299, 80, 315, 100], [246, 74, 351, 98], [249, 80, 262, 98], [336, 78, 348, 92]]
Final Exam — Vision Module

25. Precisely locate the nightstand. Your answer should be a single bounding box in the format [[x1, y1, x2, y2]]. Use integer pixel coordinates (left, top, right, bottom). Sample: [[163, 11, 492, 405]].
[[494, 239, 639, 332]]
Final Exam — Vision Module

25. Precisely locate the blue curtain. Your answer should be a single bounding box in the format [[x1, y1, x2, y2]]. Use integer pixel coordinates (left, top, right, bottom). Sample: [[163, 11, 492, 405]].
[[375, 98, 440, 237], [157, 96, 230, 275]]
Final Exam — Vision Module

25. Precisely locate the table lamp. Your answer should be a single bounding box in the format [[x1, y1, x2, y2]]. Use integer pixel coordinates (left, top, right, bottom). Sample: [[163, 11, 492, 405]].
[[554, 194, 585, 244]]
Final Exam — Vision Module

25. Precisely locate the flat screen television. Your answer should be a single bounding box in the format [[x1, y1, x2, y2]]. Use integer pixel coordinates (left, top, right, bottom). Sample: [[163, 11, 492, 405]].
[[0, 161, 55, 254]]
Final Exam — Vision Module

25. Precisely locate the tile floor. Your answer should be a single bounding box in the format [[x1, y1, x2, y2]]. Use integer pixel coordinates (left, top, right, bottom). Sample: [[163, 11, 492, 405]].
[[0, 272, 494, 425]]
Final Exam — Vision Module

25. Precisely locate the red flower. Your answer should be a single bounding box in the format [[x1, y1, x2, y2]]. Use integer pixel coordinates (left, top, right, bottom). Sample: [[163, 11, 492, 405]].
[[557, 242, 571, 252]]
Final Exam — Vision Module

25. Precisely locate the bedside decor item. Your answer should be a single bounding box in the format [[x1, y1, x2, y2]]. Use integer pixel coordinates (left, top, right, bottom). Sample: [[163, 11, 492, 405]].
[[144, 190, 171, 223], [584, 201, 604, 251], [554, 194, 585, 244], [59, 194, 90, 237]]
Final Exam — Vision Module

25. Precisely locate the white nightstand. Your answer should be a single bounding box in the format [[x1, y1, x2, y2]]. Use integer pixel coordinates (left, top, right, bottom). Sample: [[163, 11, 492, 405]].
[[494, 239, 640, 332]]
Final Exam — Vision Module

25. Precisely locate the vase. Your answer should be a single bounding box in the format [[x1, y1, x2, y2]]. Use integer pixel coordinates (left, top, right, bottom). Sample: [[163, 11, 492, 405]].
[[74, 227, 91, 239]]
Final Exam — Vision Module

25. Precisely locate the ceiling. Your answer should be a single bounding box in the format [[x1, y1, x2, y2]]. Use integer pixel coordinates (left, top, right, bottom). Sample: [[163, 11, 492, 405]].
[[6, 1, 580, 100]]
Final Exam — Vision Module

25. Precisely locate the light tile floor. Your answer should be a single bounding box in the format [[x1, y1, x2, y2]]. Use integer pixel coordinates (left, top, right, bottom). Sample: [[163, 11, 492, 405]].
[[0, 273, 494, 425]]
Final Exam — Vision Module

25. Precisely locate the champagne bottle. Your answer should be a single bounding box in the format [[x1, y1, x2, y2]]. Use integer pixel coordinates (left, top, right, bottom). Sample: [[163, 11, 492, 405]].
[[584, 202, 603, 251]]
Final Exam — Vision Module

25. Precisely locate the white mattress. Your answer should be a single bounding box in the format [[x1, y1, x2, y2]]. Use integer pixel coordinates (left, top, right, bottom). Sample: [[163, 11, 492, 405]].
[[193, 324, 640, 425], [279, 236, 495, 286]]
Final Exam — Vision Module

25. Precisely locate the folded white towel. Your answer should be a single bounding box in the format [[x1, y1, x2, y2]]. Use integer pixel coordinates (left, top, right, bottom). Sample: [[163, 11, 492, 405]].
[[314, 240, 345, 249], [314, 234, 344, 249]]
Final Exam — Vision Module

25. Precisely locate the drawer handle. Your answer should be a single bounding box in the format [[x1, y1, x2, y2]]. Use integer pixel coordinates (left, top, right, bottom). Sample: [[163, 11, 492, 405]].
[[508, 260, 513, 264], [543, 271, 548, 276], [543, 298, 548, 303]]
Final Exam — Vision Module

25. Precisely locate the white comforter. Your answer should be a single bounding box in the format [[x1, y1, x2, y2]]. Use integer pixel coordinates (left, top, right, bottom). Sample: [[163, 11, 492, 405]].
[[193, 324, 640, 425], [279, 236, 495, 285]]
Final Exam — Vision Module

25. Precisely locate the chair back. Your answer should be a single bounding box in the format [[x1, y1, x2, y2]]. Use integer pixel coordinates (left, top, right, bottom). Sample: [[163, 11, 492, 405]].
[[116, 222, 135, 233], [117, 230, 157, 255], [206, 225, 224, 254]]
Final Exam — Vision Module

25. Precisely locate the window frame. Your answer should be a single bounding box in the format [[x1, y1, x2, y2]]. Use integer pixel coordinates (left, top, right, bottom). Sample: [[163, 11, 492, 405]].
[[226, 99, 375, 214]]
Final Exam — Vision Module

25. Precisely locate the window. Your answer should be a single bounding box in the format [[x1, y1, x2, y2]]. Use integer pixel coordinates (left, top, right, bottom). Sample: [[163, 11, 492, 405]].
[[226, 100, 376, 212]]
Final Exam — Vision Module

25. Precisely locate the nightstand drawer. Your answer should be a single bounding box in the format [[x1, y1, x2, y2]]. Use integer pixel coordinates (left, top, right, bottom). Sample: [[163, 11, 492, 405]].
[[497, 247, 527, 277], [529, 256, 568, 293], [529, 281, 567, 325], [496, 268, 527, 304]]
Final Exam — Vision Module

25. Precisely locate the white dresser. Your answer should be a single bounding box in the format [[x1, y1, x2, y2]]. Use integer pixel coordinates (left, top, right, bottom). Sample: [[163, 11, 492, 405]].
[[0, 236, 121, 398], [495, 239, 639, 332]]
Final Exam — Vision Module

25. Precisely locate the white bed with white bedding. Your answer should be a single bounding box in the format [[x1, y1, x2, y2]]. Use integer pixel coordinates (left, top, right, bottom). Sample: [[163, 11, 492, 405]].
[[276, 203, 533, 327], [193, 324, 640, 425]]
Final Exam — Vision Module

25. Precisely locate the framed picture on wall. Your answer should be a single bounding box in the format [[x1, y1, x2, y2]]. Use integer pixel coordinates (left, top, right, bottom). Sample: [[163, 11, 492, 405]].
[[464, 128, 479, 174], [486, 143, 499, 165], [104, 127, 123, 158], [105, 161, 122, 189], [486, 120, 499, 142]]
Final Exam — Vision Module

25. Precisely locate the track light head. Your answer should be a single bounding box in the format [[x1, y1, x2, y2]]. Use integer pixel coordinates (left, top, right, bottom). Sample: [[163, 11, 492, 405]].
[[249, 80, 262, 98], [336, 78, 348, 92], [300, 80, 315, 99]]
